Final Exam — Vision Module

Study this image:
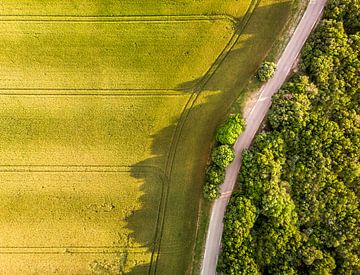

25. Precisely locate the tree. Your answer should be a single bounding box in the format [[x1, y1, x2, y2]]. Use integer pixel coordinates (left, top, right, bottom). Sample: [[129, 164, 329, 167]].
[[256, 61, 277, 82], [203, 115, 246, 201], [216, 113, 246, 145], [211, 145, 235, 168], [203, 182, 220, 200], [325, 0, 360, 33], [206, 165, 225, 185]]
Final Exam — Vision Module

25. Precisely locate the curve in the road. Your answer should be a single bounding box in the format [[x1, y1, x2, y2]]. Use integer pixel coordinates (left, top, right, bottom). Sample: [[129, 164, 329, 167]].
[[201, 0, 328, 274]]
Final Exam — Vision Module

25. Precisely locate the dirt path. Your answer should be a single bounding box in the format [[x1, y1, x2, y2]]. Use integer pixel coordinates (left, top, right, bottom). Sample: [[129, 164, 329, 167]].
[[200, 0, 327, 274]]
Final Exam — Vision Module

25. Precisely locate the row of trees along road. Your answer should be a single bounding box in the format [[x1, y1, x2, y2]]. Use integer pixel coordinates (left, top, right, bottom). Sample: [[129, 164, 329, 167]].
[[203, 114, 245, 200], [218, 0, 360, 274]]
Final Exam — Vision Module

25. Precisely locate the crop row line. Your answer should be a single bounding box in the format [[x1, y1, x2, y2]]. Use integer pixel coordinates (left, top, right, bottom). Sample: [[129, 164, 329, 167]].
[[0, 93, 187, 97], [0, 14, 236, 24]]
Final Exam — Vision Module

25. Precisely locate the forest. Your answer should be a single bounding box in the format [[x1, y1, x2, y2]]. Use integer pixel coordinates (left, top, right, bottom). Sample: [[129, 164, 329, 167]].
[[218, 0, 360, 274]]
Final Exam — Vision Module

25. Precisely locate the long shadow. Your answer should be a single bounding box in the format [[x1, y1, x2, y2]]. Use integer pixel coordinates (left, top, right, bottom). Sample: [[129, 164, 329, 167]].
[[123, 1, 293, 274]]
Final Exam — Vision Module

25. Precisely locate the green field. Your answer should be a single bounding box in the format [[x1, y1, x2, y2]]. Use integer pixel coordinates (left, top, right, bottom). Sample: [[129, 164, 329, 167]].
[[0, 0, 294, 273]]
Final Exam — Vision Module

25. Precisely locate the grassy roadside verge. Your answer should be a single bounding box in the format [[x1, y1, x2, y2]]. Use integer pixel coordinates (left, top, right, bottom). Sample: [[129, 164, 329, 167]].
[[190, 0, 310, 274], [230, 0, 310, 115]]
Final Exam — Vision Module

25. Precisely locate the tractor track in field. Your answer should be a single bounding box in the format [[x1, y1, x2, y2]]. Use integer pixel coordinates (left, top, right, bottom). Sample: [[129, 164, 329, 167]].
[[0, 14, 237, 23], [149, 0, 261, 273]]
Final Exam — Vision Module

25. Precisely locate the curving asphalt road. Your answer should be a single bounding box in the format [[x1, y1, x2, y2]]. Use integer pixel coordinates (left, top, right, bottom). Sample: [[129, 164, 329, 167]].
[[200, 0, 327, 274]]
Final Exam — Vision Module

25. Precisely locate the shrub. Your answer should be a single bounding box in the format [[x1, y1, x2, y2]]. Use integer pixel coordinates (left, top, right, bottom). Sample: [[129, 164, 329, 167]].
[[257, 61, 277, 82], [211, 145, 235, 168], [203, 182, 220, 200], [216, 113, 246, 145], [206, 165, 225, 185]]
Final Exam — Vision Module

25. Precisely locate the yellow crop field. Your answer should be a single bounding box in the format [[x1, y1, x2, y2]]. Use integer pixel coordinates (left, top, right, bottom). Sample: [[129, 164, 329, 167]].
[[0, 95, 190, 166], [0, 20, 233, 90], [0, 169, 160, 273], [0, 0, 294, 273]]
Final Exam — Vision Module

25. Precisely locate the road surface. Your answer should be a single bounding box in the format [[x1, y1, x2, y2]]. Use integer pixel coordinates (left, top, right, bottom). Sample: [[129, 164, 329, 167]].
[[200, 0, 327, 274]]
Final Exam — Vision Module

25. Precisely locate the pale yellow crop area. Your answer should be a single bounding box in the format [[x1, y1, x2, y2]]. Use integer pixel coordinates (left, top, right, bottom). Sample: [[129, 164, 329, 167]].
[[0, 0, 242, 272], [0, 0, 250, 18], [0, 20, 233, 90], [0, 170, 161, 274], [0, 95, 190, 166]]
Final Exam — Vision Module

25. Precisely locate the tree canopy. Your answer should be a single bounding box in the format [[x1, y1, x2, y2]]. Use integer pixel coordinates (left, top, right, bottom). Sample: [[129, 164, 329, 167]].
[[219, 0, 360, 273], [216, 114, 246, 145], [203, 113, 245, 201], [211, 145, 235, 169], [256, 61, 277, 82]]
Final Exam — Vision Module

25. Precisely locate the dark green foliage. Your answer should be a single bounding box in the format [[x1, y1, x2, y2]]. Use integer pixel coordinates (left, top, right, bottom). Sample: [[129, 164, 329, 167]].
[[203, 182, 220, 200], [211, 145, 235, 169], [203, 114, 246, 201], [206, 165, 225, 185], [217, 193, 260, 275], [203, 165, 225, 200], [219, 0, 360, 273], [256, 61, 277, 82], [268, 76, 317, 130], [325, 0, 360, 33], [309, 252, 336, 275], [216, 113, 245, 145], [301, 19, 360, 99]]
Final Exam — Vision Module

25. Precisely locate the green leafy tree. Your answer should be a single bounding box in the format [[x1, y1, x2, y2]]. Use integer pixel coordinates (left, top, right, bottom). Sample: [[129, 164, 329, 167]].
[[218, 194, 260, 275], [219, 1, 360, 273], [309, 253, 336, 275], [256, 61, 277, 82], [206, 165, 225, 185], [211, 145, 235, 168], [325, 0, 360, 33], [216, 113, 245, 145], [203, 182, 220, 200]]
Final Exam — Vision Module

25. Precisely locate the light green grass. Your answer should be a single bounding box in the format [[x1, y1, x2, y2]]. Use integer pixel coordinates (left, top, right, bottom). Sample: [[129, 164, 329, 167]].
[[189, 0, 308, 273], [156, 0, 296, 273], [0, 0, 296, 274]]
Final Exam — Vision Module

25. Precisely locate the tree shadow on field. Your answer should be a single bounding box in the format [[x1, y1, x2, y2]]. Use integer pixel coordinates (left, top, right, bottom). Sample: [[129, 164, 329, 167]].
[[124, 1, 293, 274], [125, 123, 176, 274]]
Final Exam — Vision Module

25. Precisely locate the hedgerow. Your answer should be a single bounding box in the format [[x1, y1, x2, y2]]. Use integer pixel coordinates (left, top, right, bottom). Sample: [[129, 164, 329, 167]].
[[203, 113, 245, 201]]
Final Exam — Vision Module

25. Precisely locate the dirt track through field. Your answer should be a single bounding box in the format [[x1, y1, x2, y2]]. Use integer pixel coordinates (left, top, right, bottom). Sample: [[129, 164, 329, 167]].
[[201, 0, 328, 274]]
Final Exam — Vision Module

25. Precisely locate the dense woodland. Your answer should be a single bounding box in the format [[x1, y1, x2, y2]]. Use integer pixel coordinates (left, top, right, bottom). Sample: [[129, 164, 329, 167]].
[[218, 0, 360, 274]]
